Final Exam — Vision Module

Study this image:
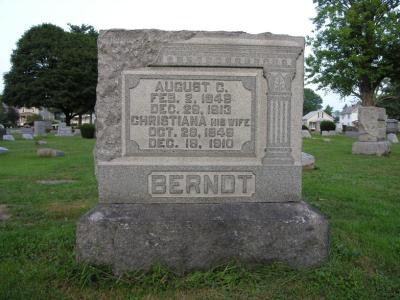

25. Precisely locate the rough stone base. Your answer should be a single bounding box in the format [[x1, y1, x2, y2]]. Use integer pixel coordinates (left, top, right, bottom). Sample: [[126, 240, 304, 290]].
[[76, 202, 329, 273], [352, 141, 391, 156]]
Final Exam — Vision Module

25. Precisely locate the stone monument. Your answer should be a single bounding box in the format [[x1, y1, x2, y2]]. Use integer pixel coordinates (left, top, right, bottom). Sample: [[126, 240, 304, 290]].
[[76, 30, 329, 273], [57, 122, 73, 136], [34, 121, 47, 136], [352, 107, 391, 156], [386, 119, 398, 134]]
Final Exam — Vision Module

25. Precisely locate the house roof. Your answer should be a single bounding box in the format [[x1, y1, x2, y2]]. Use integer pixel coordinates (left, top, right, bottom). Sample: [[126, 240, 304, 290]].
[[341, 103, 360, 115], [302, 110, 334, 121]]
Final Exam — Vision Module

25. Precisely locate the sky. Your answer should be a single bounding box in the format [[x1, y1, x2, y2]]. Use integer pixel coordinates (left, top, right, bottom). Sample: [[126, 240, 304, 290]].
[[0, 0, 357, 111]]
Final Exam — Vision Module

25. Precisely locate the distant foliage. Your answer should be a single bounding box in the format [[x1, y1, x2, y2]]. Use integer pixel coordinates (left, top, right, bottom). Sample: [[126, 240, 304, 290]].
[[302, 125, 309, 130], [80, 124, 95, 139], [26, 114, 43, 125], [303, 88, 323, 115], [320, 120, 336, 132]]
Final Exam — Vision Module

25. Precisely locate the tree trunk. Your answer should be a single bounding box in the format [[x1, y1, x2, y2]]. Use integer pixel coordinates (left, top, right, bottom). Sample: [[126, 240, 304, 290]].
[[360, 78, 375, 106], [78, 114, 82, 126], [89, 112, 93, 124], [65, 114, 72, 126]]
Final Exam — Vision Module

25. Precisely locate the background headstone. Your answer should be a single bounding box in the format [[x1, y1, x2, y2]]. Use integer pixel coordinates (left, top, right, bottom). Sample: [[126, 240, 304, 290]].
[[387, 133, 399, 144], [0, 147, 9, 154], [353, 107, 390, 156], [22, 133, 33, 140], [34, 121, 47, 136], [76, 30, 328, 273], [386, 119, 398, 134], [2, 134, 15, 141], [302, 152, 315, 170], [20, 127, 34, 135], [57, 122, 73, 136], [37, 148, 65, 157]]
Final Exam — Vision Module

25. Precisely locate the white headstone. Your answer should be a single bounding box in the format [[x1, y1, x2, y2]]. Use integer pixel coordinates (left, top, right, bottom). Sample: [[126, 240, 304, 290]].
[[22, 133, 34, 140], [2, 134, 15, 141]]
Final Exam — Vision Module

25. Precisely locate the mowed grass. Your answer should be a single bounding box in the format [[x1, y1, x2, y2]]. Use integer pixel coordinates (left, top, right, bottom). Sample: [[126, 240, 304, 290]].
[[0, 134, 399, 299]]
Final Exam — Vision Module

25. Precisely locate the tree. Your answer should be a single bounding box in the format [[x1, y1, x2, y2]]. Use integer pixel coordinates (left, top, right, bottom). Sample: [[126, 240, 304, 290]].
[[306, 0, 400, 106], [303, 88, 323, 115], [376, 79, 400, 119], [324, 104, 333, 116], [3, 23, 98, 125]]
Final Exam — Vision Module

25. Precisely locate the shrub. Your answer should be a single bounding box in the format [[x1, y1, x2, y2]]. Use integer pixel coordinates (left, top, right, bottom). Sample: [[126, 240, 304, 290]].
[[320, 120, 336, 131], [302, 125, 309, 130], [80, 124, 95, 139]]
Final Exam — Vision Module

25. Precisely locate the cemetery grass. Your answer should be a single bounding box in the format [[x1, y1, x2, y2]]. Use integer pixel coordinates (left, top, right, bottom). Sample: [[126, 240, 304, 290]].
[[0, 134, 399, 299]]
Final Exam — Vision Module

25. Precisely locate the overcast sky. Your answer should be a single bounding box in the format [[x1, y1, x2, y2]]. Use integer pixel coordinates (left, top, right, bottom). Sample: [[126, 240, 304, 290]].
[[0, 0, 357, 111]]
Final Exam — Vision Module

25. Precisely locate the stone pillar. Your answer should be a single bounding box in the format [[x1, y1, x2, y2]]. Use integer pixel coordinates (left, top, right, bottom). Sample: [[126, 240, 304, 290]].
[[352, 107, 391, 156]]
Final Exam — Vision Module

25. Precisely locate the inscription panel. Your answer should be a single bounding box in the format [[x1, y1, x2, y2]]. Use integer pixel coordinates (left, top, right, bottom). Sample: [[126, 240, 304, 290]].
[[123, 69, 258, 157], [149, 171, 256, 197]]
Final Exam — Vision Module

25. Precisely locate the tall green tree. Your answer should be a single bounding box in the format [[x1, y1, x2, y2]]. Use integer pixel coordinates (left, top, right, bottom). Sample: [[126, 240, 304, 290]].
[[303, 88, 323, 115], [376, 79, 400, 119], [324, 104, 333, 116], [306, 0, 400, 106], [3, 23, 97, 125]]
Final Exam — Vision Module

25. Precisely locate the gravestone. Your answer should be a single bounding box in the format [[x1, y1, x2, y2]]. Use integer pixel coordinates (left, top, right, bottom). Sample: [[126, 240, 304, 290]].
[[352, 107, 390, 156], [2, 134, 15, 141], [57, 122, 73, 136], [34, 121, 47, 136], [76, 30, 329, 273], [302, 152, 315, 170], [386, 119, 398, 134], [0, 147, 9, 154], [21, 127, 33, 135], [22, 133, 33, 140], [387, 133, 399, 144]]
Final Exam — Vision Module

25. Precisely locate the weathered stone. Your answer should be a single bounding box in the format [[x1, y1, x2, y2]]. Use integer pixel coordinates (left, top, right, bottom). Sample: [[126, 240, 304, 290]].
[[74, 129, 81, 136], [353, 107, 391, 155], [77, 29, 328, 271], [301, 152, 315, 170], [352, 141, 391, 156], [2, 134, 15, 141], [57, 122, 73, 136], [321, 130, 336, 136], [37, 148, 65, 157], [387, 133, 399, 144], [34, 121, 48, 136], [22, 133, 33, 140], [358, 107, 387, 142], [21, 127, 33, 135], [0, 147, 9, 154], [37, 179, 76, 185], [37, 140, 47, 145], [77, 201, 328, 273], [302, 130, 311, 138], [386, 119, 398, 134]]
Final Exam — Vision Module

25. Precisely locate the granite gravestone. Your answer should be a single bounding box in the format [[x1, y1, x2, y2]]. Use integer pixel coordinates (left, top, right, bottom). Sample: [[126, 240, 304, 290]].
[[34, 121, 47, 136], [57, 122, 73, 136], [76, 30, 328, 273], [352, 107, 391, 156]]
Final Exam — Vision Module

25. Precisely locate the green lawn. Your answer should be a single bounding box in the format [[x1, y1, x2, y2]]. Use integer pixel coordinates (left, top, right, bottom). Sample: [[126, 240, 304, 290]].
[[0, 134, 399, 299]]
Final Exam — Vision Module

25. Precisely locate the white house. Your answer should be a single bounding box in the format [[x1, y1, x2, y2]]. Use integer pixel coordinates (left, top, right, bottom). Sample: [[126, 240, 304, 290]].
[[302, 110, 334, 131], [339, 103, 360, 127], [17, 107, 55, 126]]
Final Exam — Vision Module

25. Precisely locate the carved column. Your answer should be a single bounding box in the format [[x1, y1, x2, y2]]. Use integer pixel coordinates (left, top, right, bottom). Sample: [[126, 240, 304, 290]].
[[262, 68, 295, 165]]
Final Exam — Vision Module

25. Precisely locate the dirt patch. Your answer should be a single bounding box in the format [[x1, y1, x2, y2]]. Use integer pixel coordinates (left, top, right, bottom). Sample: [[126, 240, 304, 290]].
[[47, 202, 90, 219], [37, 180, 76, 185], [0, 205, 10, 221]]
